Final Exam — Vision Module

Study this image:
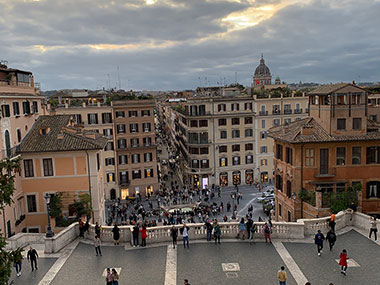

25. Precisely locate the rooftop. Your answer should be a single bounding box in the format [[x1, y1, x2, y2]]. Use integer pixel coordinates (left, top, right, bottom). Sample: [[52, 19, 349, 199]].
[[308, 82, 366, 95]]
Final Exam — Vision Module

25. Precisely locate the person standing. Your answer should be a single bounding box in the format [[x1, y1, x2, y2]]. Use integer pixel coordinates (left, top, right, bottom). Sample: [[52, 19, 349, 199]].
[[27, 246, 39, 271], [140, 225, 147, 247], [95, 222, 101, 238], [180, 223, 190, 248], [277, 266, 287, 285], [326, 229, 336, 251], [213, 220, 221, 245], [339, 249, 349, 275], [314, 230, 325, 256], [94, 236, 102, 256], [106, 268, 113, 285], [132, 224, 139, 247], [249, 223, 257, 244], [263, 223, 272, 243], [112, 224, 120, 245], [171, 225, 178, 248], [205, 219, 212, 241], [369, 217, 378, 241], [239, 218, 246, 240], [246, 218, 253, 239], [13, 251, 23, 277], [112, 268, 119, 285]]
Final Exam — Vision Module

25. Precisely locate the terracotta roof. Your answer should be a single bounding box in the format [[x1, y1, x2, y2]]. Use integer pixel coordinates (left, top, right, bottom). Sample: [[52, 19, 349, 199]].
[[308, 83, 365, 95], [267, 117, 380, 144], [18, 115, 107, 153]]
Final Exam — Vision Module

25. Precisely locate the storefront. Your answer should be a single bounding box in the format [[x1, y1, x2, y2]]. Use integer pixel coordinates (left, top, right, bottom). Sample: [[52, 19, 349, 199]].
[[261, 171, 269, 182], [202, 174, 209, 189], [233, 171, 241, 185], [245, 169, 254, 184], [219, 172, 228, 187], [192, 174, 200, 189], [121, 188, 129, 199]]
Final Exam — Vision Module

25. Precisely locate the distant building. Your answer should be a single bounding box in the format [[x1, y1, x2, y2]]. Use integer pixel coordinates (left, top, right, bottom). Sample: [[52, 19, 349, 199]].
[[252, 55, 287, 90], [268, 83, 380, 221]]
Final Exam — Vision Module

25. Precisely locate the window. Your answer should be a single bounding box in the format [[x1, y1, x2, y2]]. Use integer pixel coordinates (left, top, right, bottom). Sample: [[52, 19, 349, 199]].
[[119, 155, 128, 165], [245, 117, 253, 124], [201, 159, 209, 168], [189, 147, 199, 154], [279, 204, 282, 217], [232, 130, 240, 138], [143, 137, 152, 146], [115, 111, 125, 118], [337, 118, 346, 130], [246, 155, 253, 164], [105, 157, 115, 166], [218, 119, 226, 126], [118, 139, 126, 149], [245, 129, 253, 137], [199, 120, 208, 127], [231, 103, 239, 111], [17, 129, 21, 143], [190, 120, 198, 127], [13, 102, 20, 116], [74, 114, 82, 124], [370, 115, 377, 121], [88, 113, 98, 124], [145, 169, 153, 178], [27, 195, 37, 213], [130, 123, 139, 133], [218, 104, 226, 112], [107, 173, 115, 182], [273, 104, 280, 114], [219, 145, 227, 153], [336, 147, 346, 165], [260, 131, 267, 139], [245, 143, 253, 151], [144, 152, 153, 162], [24, 159, 34, 177], [102, 113, 112, 124], [130, 138, 139, 147], [96, 153, 100, 171], [143, 123, 151, 132], [284, 104, 291, 114], [276, 174, 283, 191], [352, 147, 361, 165], [284, 118, 291, 124], [276, 144, 283, 160], [132, 170, 142, 179], [261, 159, 267, 166], [43, 158, 53, 176], [200, 147, 209, 154], [1, 104, 10, 117], [22, 101, 31, 115], [142, 110, 150, 116], [117, 124, 126, 134], [273, 119, 280, 126], [261, 120, 265, 129], [129, 110, 138, 117], [104, 142, 114, 151], [305, 149, 314, 166], [192, 160, 199, 168], [244, 102, 252, 110], [286, 181, 292, 197], [132, 154, 140, 163], [119, 172, 129, 184], [232, 144, 240, 152], [103, 128, 113, 138], [260, 105, 266, 115], [233, 156, 240, 165], [367, 181, 380, 198], [32, 101, 38, 113], [232, 118, 240, 125], [353, 118, 361, 130], [285, 147, 293, 165], [198, 105, 206, 115], [366, 146, 380, 164], [220, 157, 228, 167], [260, 146, 267, 154], [220, 130, 227, 139]]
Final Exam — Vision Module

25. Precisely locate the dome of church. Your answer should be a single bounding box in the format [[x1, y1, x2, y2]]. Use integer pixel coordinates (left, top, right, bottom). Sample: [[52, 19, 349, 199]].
[[254, 55, 271, 76]]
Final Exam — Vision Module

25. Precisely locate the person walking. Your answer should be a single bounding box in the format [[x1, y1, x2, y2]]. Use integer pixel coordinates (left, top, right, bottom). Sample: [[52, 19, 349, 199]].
[[249, 223, 257, 244], [180, 223, 190, 248], [314, 230, 325, 256], [94, 235, 102, 256], [213, 220, 221, 244], [132, 224, 139, 247], [369, 217, 378, 241], [171, 225, 178, 248], [13, 251, 23, 277], [106, 268, 113, 285], [112, 224, 120, 245], [140, 225, 147, 247], [277, 266, 287, 285], [112, 268, 119, 285], [326, 229, 336, 251], [339, 249, 349, 275], [27, 246, 39, 271], [263, 223, 272, 243], [239, 218, 246, 240]]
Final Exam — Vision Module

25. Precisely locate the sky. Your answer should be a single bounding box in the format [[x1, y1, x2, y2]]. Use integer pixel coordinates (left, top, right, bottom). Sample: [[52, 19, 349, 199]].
[[1, 0, 380, 91]]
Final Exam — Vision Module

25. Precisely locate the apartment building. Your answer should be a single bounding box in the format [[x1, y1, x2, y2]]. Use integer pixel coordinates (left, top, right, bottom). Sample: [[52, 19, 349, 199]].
[[17, 115, 107, 231], [253, 92, 309, 183], [174, 93, 256, 189], [112, 100, 158, 197], [268, 83, 380, 221], [0, 63, 44, 237]]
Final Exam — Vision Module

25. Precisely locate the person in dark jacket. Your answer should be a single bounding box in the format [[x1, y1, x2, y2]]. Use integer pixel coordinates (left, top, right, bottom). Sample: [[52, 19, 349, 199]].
[[314, 230, 325, 256], [112, 224, 120, 245], [171, 225, 178, 248], [95, 222, 101, 238], [326, 229, 337, 251], [27, 246, 39, 271], [132, 224, 139, 247], [246, 218, 253, 239], [205, 220, 212, 241]]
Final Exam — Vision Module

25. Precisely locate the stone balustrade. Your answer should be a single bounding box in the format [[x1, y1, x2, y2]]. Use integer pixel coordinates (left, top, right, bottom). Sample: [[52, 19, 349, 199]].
[[44, 222, 79, 253], [5, 233, 45, 251]]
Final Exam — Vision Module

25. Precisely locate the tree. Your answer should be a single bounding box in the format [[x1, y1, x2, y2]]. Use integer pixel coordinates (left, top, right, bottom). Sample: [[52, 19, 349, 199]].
[[0, 157, 22, 284]]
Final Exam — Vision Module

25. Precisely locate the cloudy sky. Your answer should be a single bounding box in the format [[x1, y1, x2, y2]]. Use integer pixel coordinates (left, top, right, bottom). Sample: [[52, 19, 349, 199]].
[[1, 0, 380, 91]]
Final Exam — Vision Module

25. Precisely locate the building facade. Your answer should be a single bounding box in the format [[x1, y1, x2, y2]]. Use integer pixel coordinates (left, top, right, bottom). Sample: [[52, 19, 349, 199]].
[[268, 83, 380, 221]]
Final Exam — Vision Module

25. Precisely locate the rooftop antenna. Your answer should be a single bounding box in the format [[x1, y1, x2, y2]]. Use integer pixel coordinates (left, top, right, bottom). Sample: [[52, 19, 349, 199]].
[[117, 66, 121, 90]]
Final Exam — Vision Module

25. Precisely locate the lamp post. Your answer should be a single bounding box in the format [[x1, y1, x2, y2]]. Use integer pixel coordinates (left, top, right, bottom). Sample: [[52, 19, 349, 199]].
[[44, 193, 55, 238], [292, 192, 297, 222]]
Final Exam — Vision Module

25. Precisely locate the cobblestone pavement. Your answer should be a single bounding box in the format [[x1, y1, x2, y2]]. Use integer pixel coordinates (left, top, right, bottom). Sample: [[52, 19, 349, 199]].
[[11, 228, 380, 285]]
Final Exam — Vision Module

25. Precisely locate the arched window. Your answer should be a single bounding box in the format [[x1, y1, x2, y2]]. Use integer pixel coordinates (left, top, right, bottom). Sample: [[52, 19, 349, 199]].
[[4, 130, 11, 157]]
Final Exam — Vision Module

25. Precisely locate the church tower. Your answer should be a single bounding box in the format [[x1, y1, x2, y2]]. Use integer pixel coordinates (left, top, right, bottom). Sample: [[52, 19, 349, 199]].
[[253, 54, 272, 87]]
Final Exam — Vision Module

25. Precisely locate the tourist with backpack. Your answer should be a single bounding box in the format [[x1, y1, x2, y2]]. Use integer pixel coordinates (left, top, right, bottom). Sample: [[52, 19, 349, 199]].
[[326, 229, 336, 251], [314, 230, 325, 256]]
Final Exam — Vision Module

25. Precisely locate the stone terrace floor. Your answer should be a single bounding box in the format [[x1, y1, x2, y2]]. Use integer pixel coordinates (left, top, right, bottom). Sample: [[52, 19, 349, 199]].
[[10, 227, 380, 285]]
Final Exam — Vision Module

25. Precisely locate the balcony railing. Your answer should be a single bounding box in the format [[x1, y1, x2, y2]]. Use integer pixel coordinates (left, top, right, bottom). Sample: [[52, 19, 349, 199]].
[[294, 108, 302, 114], [272, 109, 281, 115], [284, 109, 292, 114], [259, 111, 268, 115], [314, 168, 336, 178], [176, 108, 211, 117]]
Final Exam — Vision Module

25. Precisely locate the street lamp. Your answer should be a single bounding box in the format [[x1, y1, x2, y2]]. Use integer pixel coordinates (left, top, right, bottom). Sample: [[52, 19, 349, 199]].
[[44, 193, 55, 238], [292, 192, 297, 222]]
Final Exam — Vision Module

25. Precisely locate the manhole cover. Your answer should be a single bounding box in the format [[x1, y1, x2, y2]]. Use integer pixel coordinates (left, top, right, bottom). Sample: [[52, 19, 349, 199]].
[[222, 263, 240, 272], [226, 272, 239, 278]]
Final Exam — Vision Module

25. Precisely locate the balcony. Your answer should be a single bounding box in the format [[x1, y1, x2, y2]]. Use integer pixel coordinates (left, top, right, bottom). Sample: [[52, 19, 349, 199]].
[[272, 109, 281, 115], [314, 168, 336, 178], [119, 180, 130, 187], [284, 109, 292, 114], [294, 108, 302, 114], [125, 143, 156, 150], [259, 111, 268, 116], [176, 108, 211, 117]]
